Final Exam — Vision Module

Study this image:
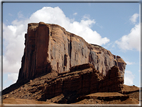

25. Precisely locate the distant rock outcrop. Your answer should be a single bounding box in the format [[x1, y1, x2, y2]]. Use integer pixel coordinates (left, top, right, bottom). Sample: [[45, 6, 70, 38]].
[[17, 22, 126, 83]]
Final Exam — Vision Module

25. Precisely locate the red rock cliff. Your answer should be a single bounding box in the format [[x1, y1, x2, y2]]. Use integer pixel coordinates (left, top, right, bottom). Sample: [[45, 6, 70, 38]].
[[17, 22, 126, 83]]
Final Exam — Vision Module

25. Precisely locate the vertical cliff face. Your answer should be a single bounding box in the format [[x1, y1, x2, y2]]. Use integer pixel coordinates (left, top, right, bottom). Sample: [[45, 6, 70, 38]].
[[17, 22, 126, 83]]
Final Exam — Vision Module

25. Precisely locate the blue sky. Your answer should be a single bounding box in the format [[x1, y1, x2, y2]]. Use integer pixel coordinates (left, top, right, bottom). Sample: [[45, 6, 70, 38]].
[[2, 2, 140, 89]]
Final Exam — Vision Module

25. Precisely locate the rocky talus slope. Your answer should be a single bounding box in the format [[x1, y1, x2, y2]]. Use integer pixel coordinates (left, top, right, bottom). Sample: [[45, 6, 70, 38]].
[[3, 64, 123, 102], [2, 64, 140, 104]]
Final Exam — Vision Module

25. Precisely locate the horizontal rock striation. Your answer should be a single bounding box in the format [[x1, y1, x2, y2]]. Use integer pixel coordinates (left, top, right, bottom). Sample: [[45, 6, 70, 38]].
[[36, 64, 124, 102], [17, 22, 126, 83], [3, 64, 124, 103]]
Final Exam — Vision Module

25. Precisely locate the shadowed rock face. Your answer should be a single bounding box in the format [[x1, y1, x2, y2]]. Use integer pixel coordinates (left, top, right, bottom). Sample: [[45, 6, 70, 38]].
[[39, 65, 124, 102], [3, 64, 124, 103], [2, 63, 139, 104], [17, 22, 126, 83]]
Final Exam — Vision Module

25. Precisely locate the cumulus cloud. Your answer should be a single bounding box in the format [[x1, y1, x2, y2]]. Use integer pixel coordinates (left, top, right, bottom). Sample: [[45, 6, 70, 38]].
[[124, 70, 135, 85], [3, 72, 18, 89], [29, 7, 109, 45], [130, 13, 139, 24], [73, 12, 77, 15], [18, 11, 24, 18], [125, 61, 134, 65], [115, 23, 140, 51], [3, 22, 26, 73], [8, 73, 18, 83], [8, 13, 13, 17]]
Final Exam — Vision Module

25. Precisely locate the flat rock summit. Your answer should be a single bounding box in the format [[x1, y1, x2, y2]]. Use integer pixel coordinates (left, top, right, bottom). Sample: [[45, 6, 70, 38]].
[[2, 22, 140, 104]]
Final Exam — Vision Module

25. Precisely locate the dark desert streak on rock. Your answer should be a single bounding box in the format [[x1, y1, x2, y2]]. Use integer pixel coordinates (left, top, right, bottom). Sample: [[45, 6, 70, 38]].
[[17, 22, 126, 83]]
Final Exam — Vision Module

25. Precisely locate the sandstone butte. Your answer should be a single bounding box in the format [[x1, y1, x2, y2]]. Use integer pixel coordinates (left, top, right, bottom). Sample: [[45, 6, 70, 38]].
[[3, 22, 140, 104], [17, 22, 126, 83]]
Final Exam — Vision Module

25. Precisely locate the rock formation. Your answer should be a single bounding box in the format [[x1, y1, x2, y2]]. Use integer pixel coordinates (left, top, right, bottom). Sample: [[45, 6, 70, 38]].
[[3, 22, 137, 104], [17, 22, 126, 83], [3, 64, 124, 103], [39, 64, 124, 102], [3, 62, 140, 104]]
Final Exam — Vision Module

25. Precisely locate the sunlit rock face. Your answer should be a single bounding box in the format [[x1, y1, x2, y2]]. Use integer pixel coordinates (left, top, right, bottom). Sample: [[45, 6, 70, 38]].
[[17, 22, 126, 83]]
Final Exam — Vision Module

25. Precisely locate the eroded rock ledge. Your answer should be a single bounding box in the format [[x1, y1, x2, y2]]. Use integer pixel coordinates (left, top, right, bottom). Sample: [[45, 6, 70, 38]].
[[3, 64, 124, 103], [40, 64, 124, 102], [17, 22, 126, 83]]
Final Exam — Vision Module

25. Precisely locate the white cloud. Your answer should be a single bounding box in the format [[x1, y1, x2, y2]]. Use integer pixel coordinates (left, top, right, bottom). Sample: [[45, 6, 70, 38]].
[[3, 22, 26, 73], [3, 72, 19, 89], [3, 6, 110, 86], [30, 7, 109, 45], [124, 70, 135, 85], [73, 12, 77, 15], [8, 73, 18, 83], [130, 13, 139, 24], [82, 14, 90, 20], [8, 13, 13, 17], [18, 11, 24, 18], [125, 61, 134, 65], [115, 23, 140, 51]]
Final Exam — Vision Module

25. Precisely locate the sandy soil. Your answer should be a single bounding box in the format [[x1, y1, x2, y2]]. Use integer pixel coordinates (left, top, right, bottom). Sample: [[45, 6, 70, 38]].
[[2, 84, 141, 105], [2, 90, 140, 105]]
